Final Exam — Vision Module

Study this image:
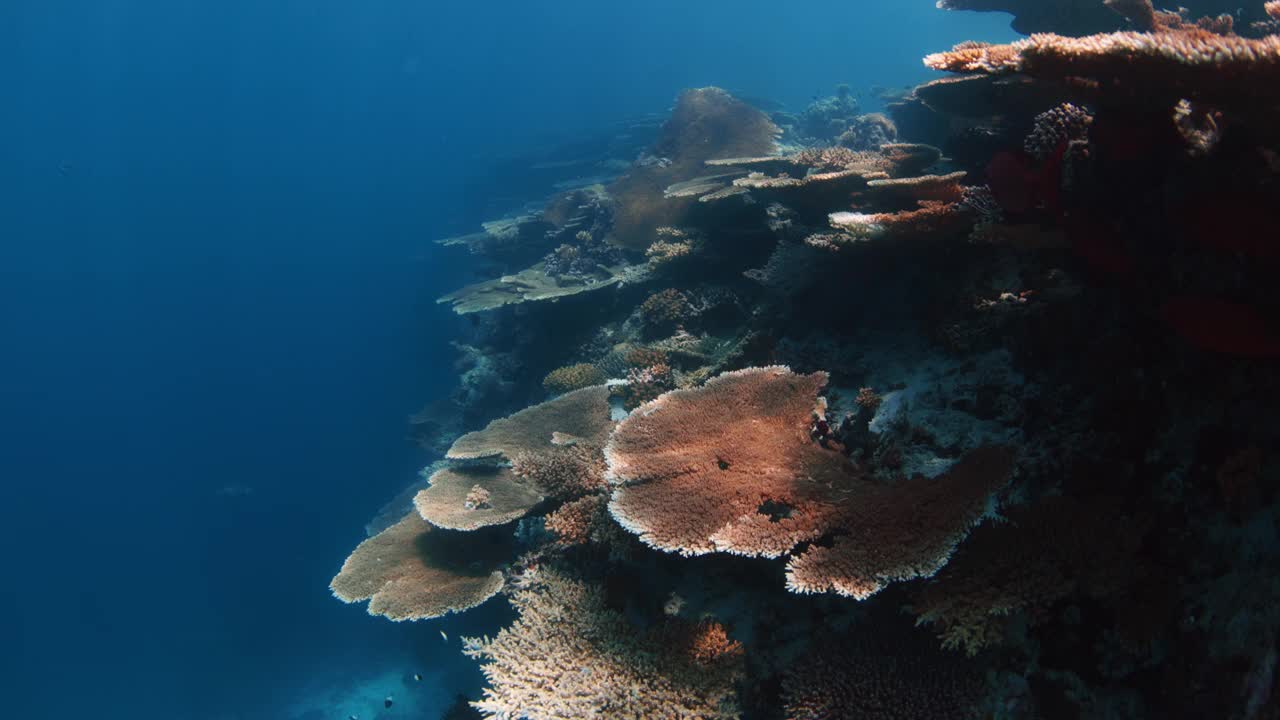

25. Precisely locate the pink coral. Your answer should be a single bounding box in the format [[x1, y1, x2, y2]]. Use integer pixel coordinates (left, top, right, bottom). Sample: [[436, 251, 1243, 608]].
[[607, 367, 859, 558], [607, 367, 1014, 599]]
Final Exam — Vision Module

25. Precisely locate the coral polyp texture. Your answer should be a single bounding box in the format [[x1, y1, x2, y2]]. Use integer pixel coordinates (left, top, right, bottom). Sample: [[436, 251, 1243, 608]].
[[606, 367, 858, 558], [329, 512, 506, 621], [463, 568, 744, 720]]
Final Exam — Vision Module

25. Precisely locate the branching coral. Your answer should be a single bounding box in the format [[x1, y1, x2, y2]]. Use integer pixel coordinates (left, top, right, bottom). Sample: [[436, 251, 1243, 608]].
[[622, 361, 676, 410], [464, 567, 743, 720], [1025, 102, 1094, 160], [510, 443, 608, 498], [646, 226, 704, 267], [330, 512, 506, 621]]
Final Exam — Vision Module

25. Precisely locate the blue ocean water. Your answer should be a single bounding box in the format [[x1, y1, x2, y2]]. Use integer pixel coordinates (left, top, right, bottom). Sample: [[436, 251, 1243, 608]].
[[1, 2, 1015, 718]]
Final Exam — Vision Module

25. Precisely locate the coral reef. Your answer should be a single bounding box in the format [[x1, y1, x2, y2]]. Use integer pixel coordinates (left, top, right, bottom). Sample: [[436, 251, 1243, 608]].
[[339, 16, 1280, 712], [608, 87, 779, 250]]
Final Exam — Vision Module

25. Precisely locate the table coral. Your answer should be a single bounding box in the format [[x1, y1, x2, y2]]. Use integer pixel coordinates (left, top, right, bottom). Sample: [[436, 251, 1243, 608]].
[[329, 513, 506, 621]]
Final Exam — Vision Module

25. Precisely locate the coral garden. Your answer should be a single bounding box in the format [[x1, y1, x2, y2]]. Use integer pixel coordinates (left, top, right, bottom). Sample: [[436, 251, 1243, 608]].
[[334, 1, 1280, 717]]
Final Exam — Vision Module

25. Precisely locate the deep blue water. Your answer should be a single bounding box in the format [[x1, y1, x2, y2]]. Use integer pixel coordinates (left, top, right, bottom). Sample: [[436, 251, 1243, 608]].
[[0, 2, 1013, 718]]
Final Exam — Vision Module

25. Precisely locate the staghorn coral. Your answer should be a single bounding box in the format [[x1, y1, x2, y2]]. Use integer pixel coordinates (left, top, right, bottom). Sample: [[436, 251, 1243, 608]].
[[414, 466, 544, 531], [448, 384, 614, 461], [784, 446, 1014, 599], [464, 567, 743, 720], [510, 442, 608, 498], [541, 362, 606, 395], [330, 512, 506, 621], [607, 366, 859, 558]]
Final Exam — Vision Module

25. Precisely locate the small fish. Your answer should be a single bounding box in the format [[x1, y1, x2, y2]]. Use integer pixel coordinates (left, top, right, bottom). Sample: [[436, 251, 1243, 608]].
[[413, 673, 422, 682], [385, 696, 394, 709], [440, 630, 448, 642], [348, 715, 358, 720]]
